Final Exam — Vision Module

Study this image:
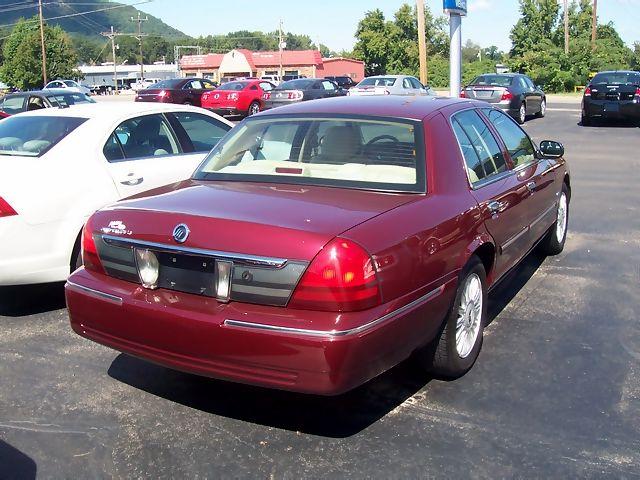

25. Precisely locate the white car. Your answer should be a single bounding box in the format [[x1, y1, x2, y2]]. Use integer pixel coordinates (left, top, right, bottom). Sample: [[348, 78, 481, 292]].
[[348, 75, 437, 97], [44, 79, 92, 96], [0, 103, 233, 285], [130, 78, 162, 91]]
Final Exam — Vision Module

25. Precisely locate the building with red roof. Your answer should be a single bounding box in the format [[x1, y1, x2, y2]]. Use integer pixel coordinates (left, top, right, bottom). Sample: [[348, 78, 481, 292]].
[[179, 49, 364, 83]]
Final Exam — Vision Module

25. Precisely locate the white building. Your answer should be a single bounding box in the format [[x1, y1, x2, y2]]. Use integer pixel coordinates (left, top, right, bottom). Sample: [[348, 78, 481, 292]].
[[78, 64, 178, 90]]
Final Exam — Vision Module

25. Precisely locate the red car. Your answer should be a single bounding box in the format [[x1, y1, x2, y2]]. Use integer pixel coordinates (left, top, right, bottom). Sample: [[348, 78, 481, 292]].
[[201, 80, 275, 117], [66, 96, 570, 395], [134, 78, 217, 107], [0, 111, 9, 119]]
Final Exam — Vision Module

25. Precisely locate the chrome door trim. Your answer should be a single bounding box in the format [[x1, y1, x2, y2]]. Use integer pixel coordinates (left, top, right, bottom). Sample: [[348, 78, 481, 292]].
[[101, 235, 288, 268], [501, 226, 529, 252], [530, 202, 558, 229], [223, 285, 445, 338]]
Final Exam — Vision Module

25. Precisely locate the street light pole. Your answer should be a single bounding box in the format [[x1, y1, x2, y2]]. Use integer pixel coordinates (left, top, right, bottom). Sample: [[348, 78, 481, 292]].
[[449, 13, 462, 97], [38, 0, 48, 86]]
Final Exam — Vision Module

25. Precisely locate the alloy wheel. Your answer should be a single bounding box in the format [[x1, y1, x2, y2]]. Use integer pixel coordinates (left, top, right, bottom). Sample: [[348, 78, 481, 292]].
[[455, 273, 483, 358], [556, 192, 568, 243]]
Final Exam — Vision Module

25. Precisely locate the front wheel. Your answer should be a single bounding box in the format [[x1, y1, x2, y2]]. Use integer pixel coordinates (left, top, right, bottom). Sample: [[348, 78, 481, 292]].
[[536, 99, 546, 118], [416, 256, 487, 378], [539, 184, 569, 255]]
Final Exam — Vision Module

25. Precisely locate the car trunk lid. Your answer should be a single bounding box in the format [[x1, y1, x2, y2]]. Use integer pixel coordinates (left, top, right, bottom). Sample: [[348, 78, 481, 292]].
[[589, 82, 639, 101], [463, 85, 507, 103]]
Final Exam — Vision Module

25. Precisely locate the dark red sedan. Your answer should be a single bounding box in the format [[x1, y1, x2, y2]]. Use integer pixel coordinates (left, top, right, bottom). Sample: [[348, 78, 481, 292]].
[[134, 78, 217, 107], [201, 80, 276, 117], [66, 96, 570, 395]]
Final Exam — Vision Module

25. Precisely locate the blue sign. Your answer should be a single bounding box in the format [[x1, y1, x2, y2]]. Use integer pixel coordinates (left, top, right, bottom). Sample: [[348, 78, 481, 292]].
[[443, 0, 467, 15]]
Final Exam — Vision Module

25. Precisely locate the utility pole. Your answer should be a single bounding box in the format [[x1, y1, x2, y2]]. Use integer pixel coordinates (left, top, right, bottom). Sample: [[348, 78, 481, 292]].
[[101, 26, 120, 94], [564, 0, 569, 55], [131, 12, 148, 82], [38, 0, 47, 85], [278, 19, 284, 80], [591, 0, 598, 50], [416, 0, 428, 84]]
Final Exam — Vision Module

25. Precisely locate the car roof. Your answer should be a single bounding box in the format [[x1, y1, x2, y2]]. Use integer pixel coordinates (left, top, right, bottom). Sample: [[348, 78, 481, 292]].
[[41, 88, 89, 94], [256, 95, 480, 120], [365, 75, 413, 79], [13, 101, 210, 119]]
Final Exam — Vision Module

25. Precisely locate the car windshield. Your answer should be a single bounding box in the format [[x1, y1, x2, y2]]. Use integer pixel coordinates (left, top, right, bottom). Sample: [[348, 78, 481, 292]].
[[591, 72, 640, 85], [194, 116, 425, 193], [46, 92, 95, 106], [216, 82, 247, 91], [0, 115, 87, 157], [358, 77, 397, 87], [276, 79, 314, 90], [150, 79, 183, 89], [471, 75, 513, 87]]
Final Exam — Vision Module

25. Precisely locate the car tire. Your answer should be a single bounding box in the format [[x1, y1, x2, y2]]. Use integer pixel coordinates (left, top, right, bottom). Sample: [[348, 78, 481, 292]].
[[539, 184, 570, 256], [70, 238, 82, 273], [184, 101, 193, 106], [536, 99, 546, 118], [247, 101, 261, 116], [516, 102, 526, 124], [416, 256, 487, 378], [581, 114, 591, 126]]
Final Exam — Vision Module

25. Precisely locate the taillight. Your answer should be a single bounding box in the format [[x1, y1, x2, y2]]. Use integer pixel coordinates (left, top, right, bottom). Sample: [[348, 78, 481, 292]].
[[635, 87, 640, 97], [501, 90, 514, 101], [227, 92, 239, 101], [0, 196, 17, 218], [287, 90, 303, 100], [460, 90, 466, 98], [288, 238, 381, 312], [82, 216, 105, 274], [584, 86, 591, 97], [263, 92, 271, 100]]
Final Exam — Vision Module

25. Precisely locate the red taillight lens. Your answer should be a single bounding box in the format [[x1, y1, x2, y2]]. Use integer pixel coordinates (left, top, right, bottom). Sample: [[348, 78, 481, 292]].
[[288, 238, 381, 312], [81, 216, 105, 274], [0, 196, 17, 218], [635, 87, 640, 97], [227, 92, 239, 101], [460, 90, 466, 98], [263, 92, 271, 100], [584, 86, 591, 97], [501, 90, 514, 101]]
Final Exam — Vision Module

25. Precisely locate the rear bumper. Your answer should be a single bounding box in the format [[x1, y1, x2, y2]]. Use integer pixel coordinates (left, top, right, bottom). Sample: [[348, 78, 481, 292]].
[[66, 269, 453, 395], [204, 107, 242, 116], [582, 98, 640, 119]]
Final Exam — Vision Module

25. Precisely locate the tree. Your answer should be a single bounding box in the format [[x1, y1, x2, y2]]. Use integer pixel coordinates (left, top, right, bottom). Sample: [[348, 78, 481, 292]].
[[509, 0, 560, 57], [353, 9, 390, 75], [631, 42, 640, 70], [0, 18, 79, 90]]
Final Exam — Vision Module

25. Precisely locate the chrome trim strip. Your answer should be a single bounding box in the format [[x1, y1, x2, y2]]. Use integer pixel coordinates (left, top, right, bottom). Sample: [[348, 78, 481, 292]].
[[223, 285, 445, 338], [101, 235, 288, 268], [65, 281, 123, 306], [530, 202, 557, 229], [501, 226, 529, 252]]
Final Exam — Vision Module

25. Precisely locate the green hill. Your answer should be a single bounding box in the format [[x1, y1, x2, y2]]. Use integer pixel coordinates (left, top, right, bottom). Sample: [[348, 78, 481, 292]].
[[0, 0, 187, 39]]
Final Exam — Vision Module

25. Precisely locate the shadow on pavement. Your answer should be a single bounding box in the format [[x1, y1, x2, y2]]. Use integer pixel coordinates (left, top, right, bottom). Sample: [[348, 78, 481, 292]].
[[107, 251, 547, 438], [0, 440, 37, 480], [0, 282, 66, 317]]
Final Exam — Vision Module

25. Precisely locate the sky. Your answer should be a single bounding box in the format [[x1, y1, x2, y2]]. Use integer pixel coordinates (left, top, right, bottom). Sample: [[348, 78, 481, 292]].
[[136, 0, 640, 53]]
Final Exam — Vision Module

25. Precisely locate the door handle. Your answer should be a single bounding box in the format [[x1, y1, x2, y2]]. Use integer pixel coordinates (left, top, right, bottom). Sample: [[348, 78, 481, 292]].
[[120, 174, 143, 186], [487, 200, 506, 215], [526, 181, 536, 193]]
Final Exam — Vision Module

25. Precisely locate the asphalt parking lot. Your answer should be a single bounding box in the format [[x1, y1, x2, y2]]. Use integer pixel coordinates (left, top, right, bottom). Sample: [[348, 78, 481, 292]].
[[1, 101, 639, 479]]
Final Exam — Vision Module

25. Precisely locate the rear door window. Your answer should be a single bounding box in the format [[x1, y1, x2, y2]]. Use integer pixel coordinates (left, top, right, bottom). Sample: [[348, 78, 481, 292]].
[[168, 112, 231, 153], [451, 109, 508, 185], [482, 109, 536, 168], [104, 114, 181, 162], [1, 96, 26, 114]]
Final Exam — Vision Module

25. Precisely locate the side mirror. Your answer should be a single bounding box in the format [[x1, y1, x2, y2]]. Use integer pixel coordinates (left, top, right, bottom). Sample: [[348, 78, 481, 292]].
[[539, 140, 564, 158]]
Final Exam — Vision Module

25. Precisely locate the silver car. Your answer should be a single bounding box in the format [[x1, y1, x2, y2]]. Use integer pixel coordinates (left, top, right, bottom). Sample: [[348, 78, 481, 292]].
[[348, 75, 436, 97]]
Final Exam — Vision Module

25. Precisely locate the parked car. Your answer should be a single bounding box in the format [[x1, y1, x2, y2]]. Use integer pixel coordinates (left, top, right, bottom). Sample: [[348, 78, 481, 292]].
[[130, 78, 162, 92], [581, 70, 640, 126], [201, 80, 276, 117], [263, 78, 343, 110], [460, 73, 546, 124], [0, 111, 9, 119], [0, 102, 232, 286], [261, 75, 281, 85], [65, 96, 570, 395], [44, 79, 92, 96], [134, 78, 217, 107], [348, 75, 436, 97], [282, 74, 306, 81], [0, 89, 95, 116], [324, 75, 357, 91]]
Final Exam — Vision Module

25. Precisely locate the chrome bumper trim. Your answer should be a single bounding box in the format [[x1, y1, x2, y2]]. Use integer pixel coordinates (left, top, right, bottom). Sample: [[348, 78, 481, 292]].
[[224, 284, 445, 338], [65, 280, 123, 306], [101, 235, 288, 268]]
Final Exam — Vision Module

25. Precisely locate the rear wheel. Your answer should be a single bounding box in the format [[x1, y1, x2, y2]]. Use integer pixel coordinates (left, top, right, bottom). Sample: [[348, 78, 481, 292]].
[[539, 184, 569, 255], [70, 238, 82, 273], [247, 101, 261, 116], [536, 98, 546, 118], [516, 102, 526, 124], [581, 114, 591, 126], [416, 256, 487, 378]]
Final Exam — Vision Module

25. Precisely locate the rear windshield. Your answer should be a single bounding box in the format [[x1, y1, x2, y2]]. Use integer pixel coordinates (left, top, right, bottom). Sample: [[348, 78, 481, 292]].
[[216, 81, 248, 91], [149, 79, 183, 89], [358, 77, 397, 87], [591, 72, 640, 85], [0, 115, 86, 157], [470, 75, 513, 87], [194, 116, 426, 193], [46, 92, 95, 106], [276, 79, 314, 90]]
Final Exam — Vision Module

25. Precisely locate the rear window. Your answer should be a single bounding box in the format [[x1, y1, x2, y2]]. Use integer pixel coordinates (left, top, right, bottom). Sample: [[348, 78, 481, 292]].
[[216, 82, 248, 91], [0, 115, 86, 157], [358, 77, 397, 87], [471, 75, 513, 87], [149, 79, 183, 89], [194, 116, 425, 193], [0, 96, 25, 115], [591, 72, 640, 85], [46, 92, 95, 106]]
